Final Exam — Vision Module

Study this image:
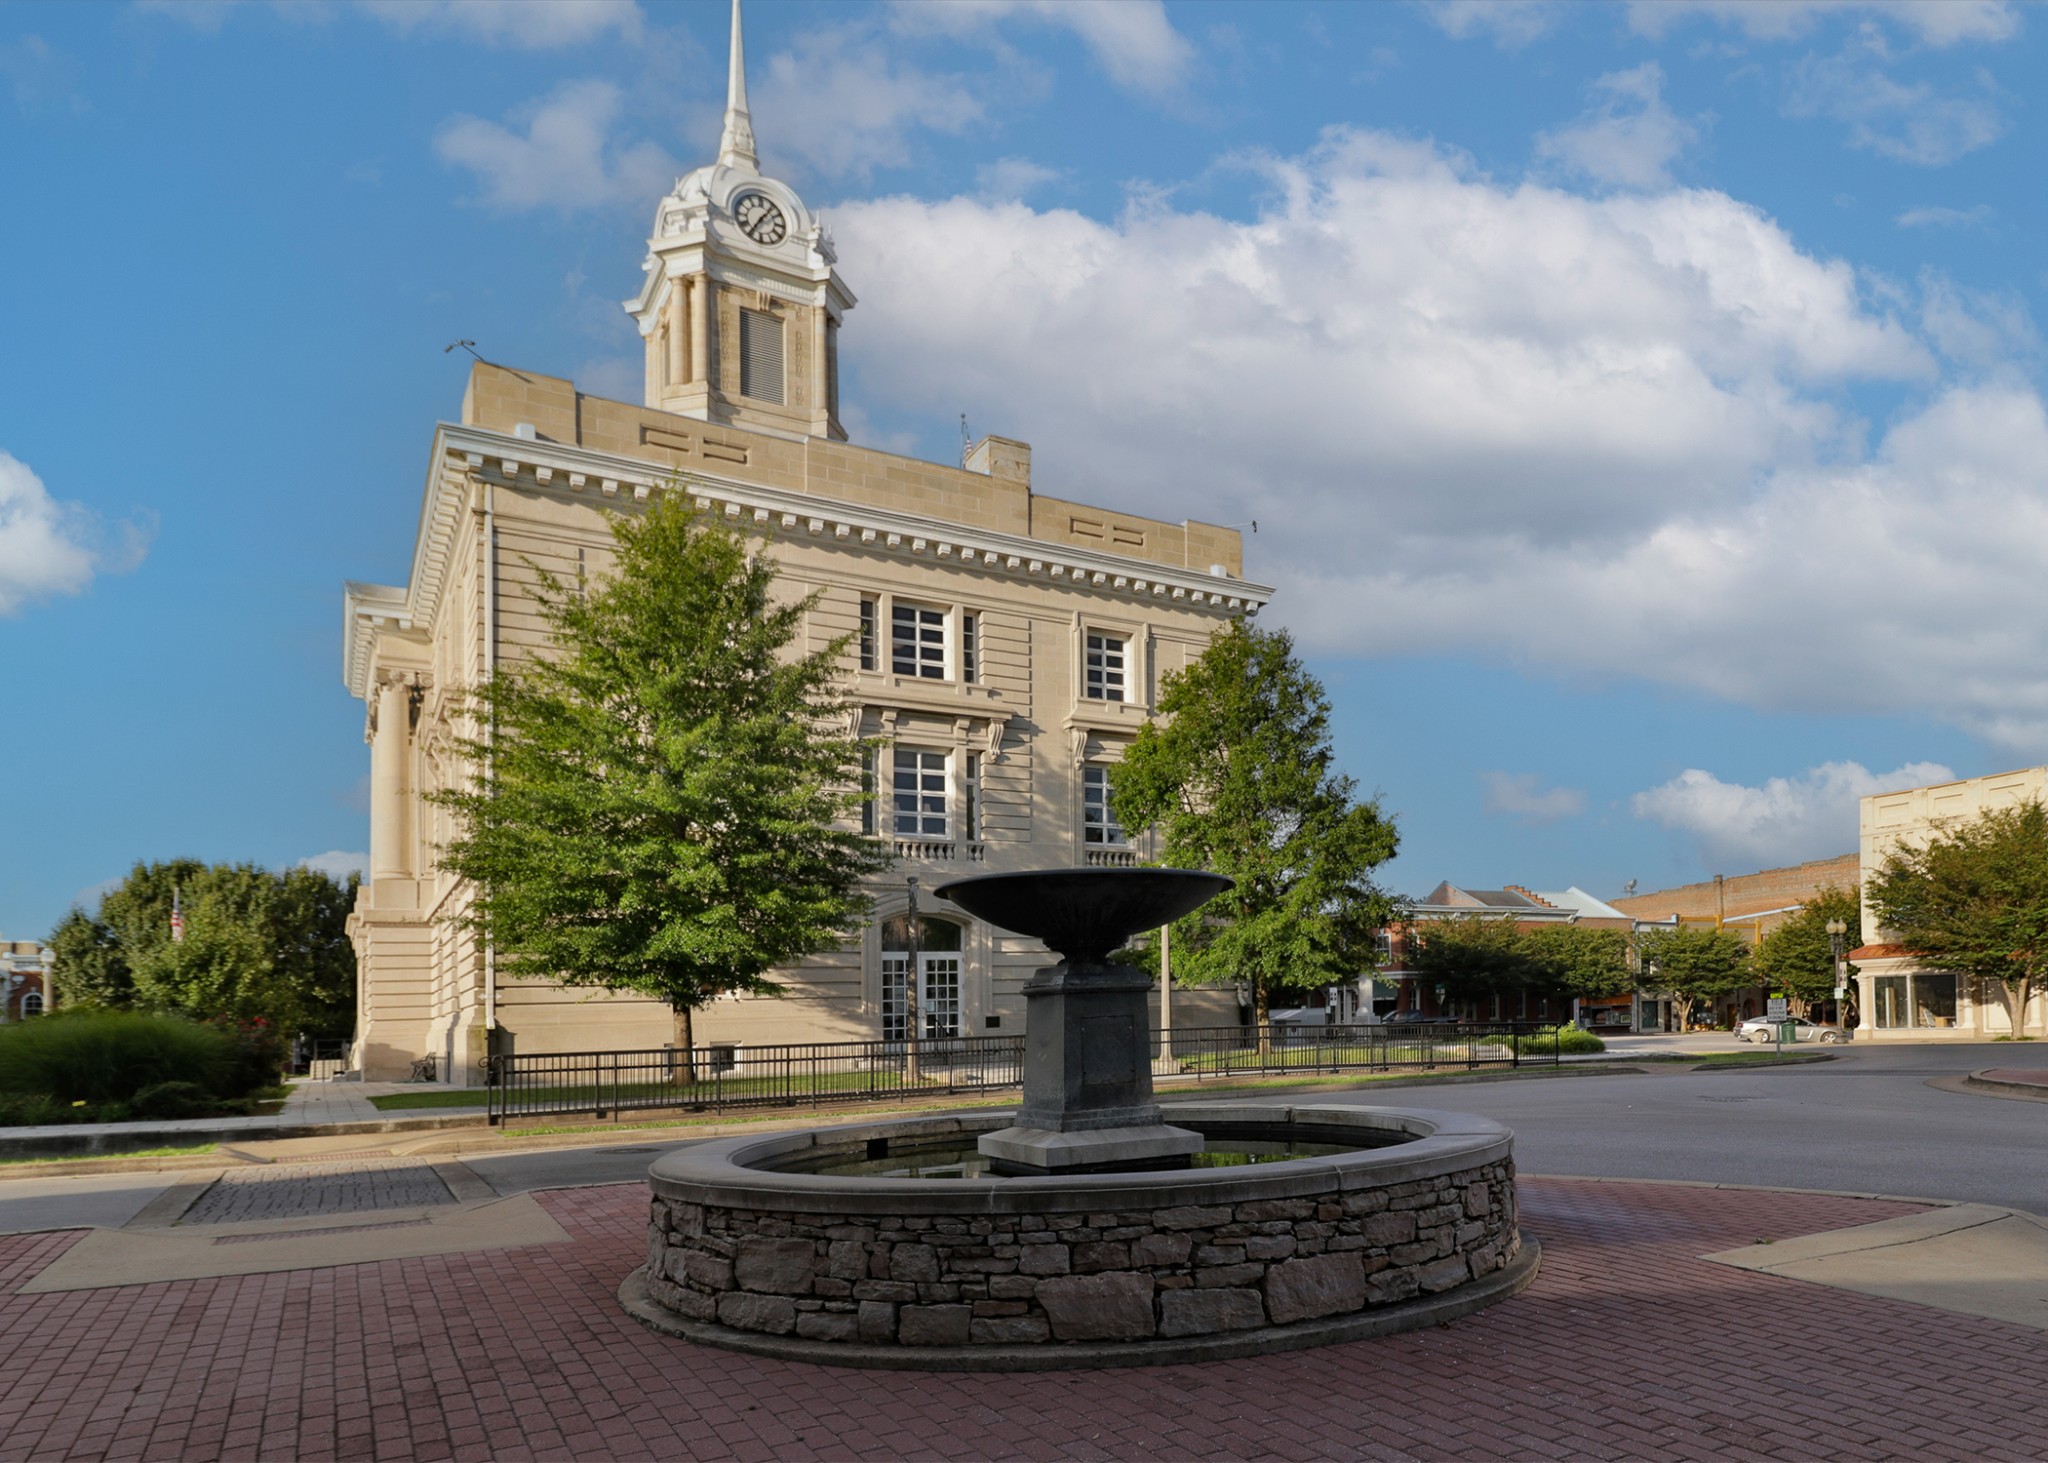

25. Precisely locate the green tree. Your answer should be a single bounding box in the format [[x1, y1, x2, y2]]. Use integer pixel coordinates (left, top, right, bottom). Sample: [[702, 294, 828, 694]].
[[1111, 621, 1399, 1026], [1407, 916, 1535, 1011], [431, 494, 886, 1049], [46, 860, 357, 1036], [1521, 924, 1632, 1003], [1638, 925, 1752, 1029], [1867, 800, 2048, 1035], [1752, 887, 1861, 1017]]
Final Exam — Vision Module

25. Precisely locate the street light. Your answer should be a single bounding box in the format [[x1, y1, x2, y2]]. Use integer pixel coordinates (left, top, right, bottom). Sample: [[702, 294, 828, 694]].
[[1826, 917, 1849, 1037]]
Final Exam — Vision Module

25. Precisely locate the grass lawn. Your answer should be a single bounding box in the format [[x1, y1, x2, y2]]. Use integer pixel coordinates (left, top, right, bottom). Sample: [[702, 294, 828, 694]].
[[371, 1068, 1006, 1113], [0, 1143, 220, 1167]]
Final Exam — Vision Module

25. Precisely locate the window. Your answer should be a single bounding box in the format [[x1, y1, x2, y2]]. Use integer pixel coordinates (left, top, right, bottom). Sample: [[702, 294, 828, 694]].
[[961, 612, 978, 684], [892, 603, 946, 679], [19, 991, 42, 1018], [1873, 972, 1958, 1029], [858, 596, 876, 672], [964, 753, 981, 841], [1082, 765, 1124, 845], [860, 748, 876, 836], [893, 749, 948, 838], [739, 307, 785, 404], [1085, 632, 1126, 702]]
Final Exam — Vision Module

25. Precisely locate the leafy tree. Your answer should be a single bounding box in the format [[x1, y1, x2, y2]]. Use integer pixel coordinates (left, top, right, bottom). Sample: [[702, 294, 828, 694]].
[[1112, 621, 1399, 1026], [46, 860, 357, 1036], [1521, 924, 1632, 1003], [431, 495, 885, 1050], [1867, 800, 2048, 1035], [1638, 925, 1752, 1029], [1407, 916, 1535, 1010], [1753, 887, 1861, 1017]]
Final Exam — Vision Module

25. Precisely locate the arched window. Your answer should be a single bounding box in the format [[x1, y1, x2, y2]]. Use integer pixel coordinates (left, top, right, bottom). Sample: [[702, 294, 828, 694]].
[[20, 990, 44, 1018], [880, 916, 962, 1040]]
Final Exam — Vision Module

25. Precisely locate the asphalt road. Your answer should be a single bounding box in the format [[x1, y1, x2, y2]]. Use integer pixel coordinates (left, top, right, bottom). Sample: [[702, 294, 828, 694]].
[[3, 1042, 2044, 1231], [1215, 1041, 2048, 1212]]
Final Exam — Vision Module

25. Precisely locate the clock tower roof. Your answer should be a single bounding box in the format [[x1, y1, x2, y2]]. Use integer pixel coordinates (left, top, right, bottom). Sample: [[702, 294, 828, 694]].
[[624, 0, 852, 441]]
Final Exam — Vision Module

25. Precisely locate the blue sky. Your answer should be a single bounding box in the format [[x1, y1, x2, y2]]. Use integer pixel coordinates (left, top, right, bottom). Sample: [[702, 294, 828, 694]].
[[2, 0, 2043, 941]]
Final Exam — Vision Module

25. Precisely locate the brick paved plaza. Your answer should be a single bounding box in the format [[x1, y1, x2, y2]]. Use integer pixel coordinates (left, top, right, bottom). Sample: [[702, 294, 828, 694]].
[[2, 1174, 2043, 1462]]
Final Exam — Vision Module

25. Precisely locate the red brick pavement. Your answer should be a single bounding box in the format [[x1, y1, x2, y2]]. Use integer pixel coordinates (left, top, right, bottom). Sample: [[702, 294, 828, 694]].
[[1, 1178, 2040, 1462]]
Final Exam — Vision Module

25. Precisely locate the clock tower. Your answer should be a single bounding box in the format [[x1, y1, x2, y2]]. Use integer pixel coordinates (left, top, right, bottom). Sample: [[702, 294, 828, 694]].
[[626, 0, 851, 441]]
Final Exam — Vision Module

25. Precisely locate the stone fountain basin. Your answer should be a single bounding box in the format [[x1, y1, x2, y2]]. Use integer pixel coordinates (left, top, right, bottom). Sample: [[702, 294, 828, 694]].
[[626, 1103, 1536, 1370]]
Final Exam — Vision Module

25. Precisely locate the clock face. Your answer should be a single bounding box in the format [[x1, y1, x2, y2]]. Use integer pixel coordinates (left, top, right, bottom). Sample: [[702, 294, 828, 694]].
[[734, 193, 788, 245]]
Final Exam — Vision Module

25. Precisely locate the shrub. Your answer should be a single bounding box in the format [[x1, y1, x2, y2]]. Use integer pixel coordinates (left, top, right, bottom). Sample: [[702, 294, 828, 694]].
[[0, 1011, 238, 1104], [1513, 1024, 1606, 1056], [129, 1081, 215, 1120], [211, 1019, 285, 1095]]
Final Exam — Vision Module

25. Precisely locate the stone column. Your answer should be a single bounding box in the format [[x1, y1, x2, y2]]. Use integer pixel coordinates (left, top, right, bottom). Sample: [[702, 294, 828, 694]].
[[689, 275, 710, 386], [668, 279, 688, 386], [369, 673, 413, 881]]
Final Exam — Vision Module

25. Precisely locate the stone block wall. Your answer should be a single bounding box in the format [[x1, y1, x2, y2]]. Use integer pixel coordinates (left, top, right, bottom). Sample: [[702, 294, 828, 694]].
[[643, 1158, 1517, 1349]]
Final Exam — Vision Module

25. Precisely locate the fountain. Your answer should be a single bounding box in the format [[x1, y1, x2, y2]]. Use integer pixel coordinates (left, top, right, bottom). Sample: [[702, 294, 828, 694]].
[[626, 868, 1535, 1367], [937, 868, 1228, 1173]]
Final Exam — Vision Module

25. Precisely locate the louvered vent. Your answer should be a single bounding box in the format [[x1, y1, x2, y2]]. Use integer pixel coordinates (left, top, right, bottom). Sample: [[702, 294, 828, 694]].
[[739, 307, 785, 404]]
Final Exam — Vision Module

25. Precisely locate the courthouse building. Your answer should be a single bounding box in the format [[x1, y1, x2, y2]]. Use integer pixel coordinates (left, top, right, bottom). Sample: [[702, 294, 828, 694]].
[[340, 7, 1267, 1081]]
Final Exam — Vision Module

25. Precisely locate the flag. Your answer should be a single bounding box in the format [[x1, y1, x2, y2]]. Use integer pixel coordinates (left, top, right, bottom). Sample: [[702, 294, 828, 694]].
[[170, 887, 185, 944]]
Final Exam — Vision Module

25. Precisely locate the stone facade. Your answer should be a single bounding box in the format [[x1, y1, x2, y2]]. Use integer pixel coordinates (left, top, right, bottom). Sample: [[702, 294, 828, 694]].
[[643, 1160, 1518, 1351], [1855, 766, 2048, 1039]]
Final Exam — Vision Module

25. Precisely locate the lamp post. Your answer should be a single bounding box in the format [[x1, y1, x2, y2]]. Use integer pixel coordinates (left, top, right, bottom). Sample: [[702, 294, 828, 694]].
[[905, 876, 922, 1085], [1826, 917, 1849, 1037]]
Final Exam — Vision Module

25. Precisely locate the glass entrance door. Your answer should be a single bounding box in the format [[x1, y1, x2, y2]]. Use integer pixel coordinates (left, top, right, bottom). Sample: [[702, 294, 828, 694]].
[[881, 916, 965, 1041]]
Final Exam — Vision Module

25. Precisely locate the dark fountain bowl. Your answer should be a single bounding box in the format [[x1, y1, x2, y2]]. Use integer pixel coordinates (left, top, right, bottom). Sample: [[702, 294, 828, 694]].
[[932, 867, 1233, 966]]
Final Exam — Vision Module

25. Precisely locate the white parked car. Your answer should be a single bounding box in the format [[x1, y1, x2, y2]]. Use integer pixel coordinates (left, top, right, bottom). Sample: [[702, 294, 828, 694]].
[[1736, 1015, 1846, 1045]]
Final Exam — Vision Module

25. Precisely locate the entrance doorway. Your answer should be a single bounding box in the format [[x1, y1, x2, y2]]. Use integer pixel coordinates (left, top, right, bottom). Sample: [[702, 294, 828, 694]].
[[881, 914, 964, 1041]]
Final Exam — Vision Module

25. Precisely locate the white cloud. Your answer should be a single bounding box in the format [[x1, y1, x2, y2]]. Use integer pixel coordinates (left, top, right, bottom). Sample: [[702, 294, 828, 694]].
[[1425, 1, 1560, 48], [1481, 773, 1588, 826], [434, 80, 676, 211], [0, 33, 86, 115], [1896, 204, 1993, 229], [757, 27, 983, 181], [1786, 48, 2005, 165], [299, 851, 368, 883], [1627, 1, 2021, 47], [975, 156, 1063, 203], [1537, 63, 1702, 189], [1633, 761, 1953, 867], [0, 452, 144, 615], [140, 0, 640, 48], [357, 0, 640, 48], [828, 130, 2048, 751], [891, 0, 1196, 97]]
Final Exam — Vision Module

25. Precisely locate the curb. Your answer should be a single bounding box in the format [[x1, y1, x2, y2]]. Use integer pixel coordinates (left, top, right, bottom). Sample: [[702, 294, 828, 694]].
[[617, 1233, 1541, 1372], [1959, 1071, 2048, 1102], [1691, 1052, 1840, 1072]]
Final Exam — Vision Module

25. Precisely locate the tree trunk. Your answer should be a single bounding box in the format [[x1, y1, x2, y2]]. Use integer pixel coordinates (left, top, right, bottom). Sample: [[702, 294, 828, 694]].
[[1254, 982, 1270, 1055], [673, 1003, 697, 1084]]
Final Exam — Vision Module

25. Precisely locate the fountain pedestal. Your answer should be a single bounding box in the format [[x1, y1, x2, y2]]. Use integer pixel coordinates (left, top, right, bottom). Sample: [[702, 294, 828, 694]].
[[977, 958, 1204, 1172], [934, 868, 1229, 1173]]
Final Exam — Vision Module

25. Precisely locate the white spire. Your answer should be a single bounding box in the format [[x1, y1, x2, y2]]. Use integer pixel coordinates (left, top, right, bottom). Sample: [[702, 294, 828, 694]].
[[717, 0, 758, 171]]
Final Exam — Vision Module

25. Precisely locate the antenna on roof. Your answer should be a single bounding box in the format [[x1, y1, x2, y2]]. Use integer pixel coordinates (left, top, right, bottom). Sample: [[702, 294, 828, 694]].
[[960, 413, 971, 467], [1623, 879, 1638, 897], [444, 340, 483, 362], [1218, 520, 1259, 534]]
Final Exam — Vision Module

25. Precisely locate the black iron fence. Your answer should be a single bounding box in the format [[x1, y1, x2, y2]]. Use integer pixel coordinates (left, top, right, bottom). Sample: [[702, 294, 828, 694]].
[[1165, 1020, 1559, 1079], [486, 1035, 1026, 1126], [484, 1021, 1563, 1126]]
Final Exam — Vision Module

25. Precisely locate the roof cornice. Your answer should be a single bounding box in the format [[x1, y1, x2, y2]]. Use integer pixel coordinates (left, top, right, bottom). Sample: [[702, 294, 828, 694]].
[[348, 422, 1274, 701]]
